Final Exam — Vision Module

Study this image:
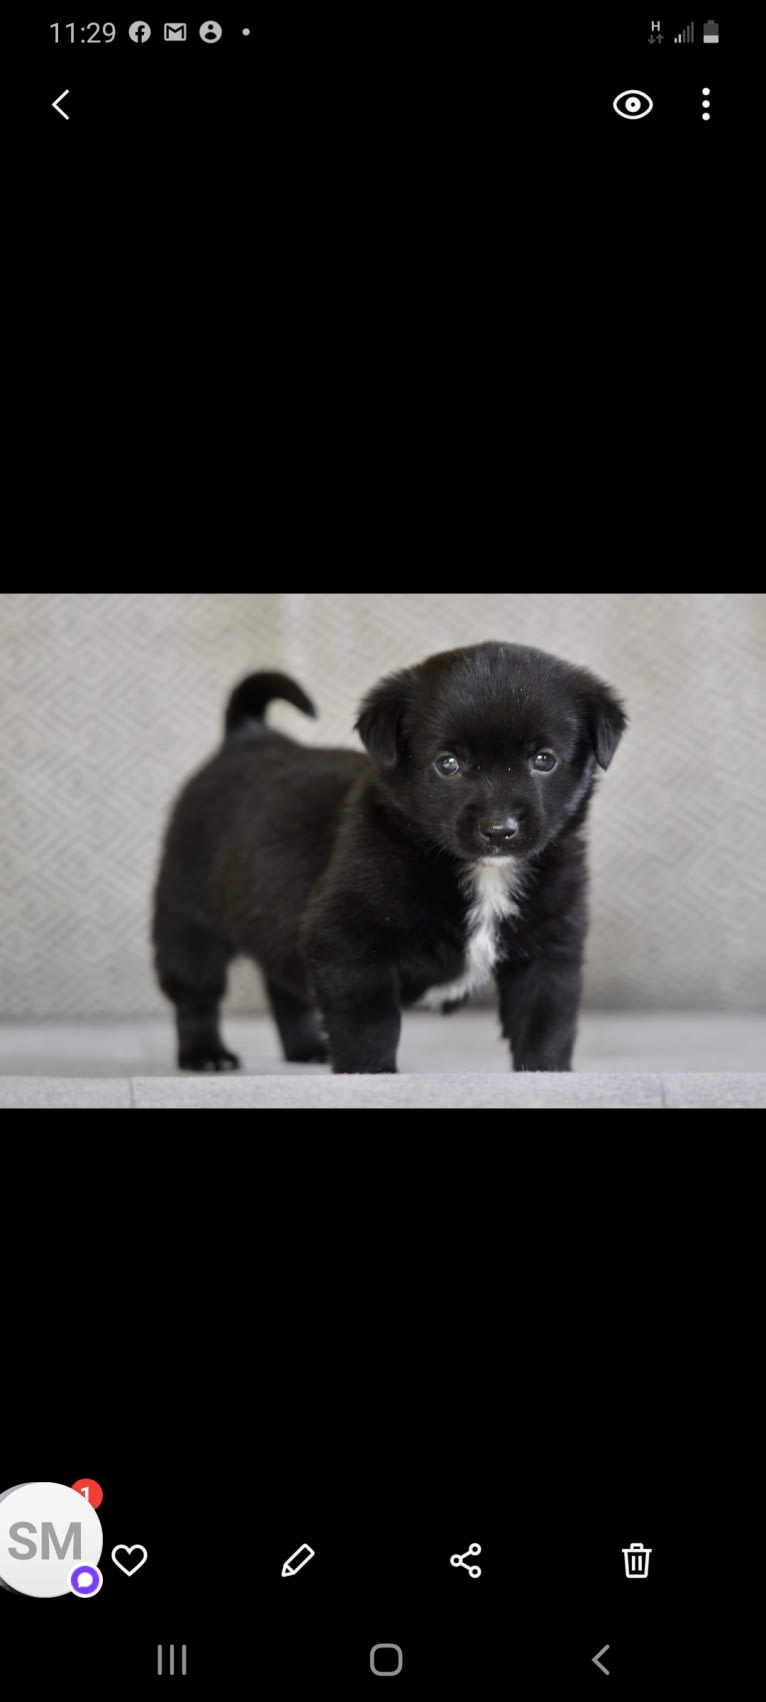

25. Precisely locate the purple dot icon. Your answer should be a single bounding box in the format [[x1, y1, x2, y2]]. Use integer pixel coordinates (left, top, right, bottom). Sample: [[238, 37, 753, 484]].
[[69, 1564, 103, 1597]]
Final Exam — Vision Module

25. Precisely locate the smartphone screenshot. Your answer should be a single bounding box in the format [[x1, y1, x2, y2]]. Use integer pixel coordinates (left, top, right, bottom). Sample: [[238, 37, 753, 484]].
[[17, 23, 725, 1681]]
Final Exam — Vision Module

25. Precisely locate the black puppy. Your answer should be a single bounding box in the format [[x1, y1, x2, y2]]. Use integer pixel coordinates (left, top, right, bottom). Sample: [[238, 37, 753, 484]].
[[153, 644, 626, 1073]]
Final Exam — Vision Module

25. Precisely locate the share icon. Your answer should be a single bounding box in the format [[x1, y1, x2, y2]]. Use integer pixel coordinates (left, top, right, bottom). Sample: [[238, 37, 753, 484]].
[[450, 1542, 481, 1579]]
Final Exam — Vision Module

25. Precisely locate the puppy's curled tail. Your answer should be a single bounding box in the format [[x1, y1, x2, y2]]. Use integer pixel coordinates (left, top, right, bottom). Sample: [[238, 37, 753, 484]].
[[224, 671, 317, 737]]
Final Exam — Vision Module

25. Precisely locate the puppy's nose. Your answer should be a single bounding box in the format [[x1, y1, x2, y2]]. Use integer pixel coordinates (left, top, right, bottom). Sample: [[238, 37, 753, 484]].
[[479, 816, 520, 845]]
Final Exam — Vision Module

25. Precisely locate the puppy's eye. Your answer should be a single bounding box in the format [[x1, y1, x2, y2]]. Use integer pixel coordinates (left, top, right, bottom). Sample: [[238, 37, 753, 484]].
[[435, 753, 460, 776], [533, 750, 557, 772]]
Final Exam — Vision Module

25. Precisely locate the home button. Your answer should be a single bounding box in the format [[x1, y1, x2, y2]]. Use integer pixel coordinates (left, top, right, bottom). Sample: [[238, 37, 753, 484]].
[[370, 1644, 403, 1676]]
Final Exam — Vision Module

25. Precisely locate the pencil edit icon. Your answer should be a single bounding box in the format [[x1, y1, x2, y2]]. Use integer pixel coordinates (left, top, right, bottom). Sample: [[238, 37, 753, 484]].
[[281, 1543, 315, 1578]]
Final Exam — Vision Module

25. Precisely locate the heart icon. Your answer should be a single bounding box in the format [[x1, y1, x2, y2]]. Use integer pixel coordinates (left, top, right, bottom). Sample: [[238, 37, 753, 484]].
[[111, 1544, 148, 1577]]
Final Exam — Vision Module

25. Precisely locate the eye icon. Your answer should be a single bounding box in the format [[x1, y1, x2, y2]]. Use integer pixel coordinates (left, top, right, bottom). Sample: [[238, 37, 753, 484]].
[[614, 90, 654, 120]]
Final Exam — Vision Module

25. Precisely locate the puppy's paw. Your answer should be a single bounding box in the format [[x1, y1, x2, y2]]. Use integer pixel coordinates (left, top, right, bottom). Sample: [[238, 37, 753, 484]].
[[179, 1045, 241, 1073]]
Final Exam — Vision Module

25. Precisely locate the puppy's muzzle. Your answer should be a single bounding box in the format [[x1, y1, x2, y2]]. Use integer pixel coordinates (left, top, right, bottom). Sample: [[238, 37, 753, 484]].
[[478, 816, 520, 847]]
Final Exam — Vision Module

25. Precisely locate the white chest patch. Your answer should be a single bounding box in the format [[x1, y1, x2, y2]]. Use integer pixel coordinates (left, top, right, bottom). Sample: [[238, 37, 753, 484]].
[[417, 861, 525, 1010]]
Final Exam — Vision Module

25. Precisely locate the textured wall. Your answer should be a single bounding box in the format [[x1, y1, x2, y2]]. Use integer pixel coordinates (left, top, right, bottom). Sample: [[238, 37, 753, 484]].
[[1, 592, 764, 1017]]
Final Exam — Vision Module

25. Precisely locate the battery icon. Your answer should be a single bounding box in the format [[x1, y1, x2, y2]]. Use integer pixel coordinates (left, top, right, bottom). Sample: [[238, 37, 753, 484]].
[[703, 20, 719, 43]]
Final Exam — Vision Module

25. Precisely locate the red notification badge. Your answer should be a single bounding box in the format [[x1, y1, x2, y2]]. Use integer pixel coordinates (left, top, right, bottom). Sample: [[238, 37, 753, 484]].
[[71, 1479, 104, 1510]]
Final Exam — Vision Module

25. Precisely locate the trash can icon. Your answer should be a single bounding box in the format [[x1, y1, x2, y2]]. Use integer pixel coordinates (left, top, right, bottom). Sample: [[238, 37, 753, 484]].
[[622, 1542, 651, 1579]]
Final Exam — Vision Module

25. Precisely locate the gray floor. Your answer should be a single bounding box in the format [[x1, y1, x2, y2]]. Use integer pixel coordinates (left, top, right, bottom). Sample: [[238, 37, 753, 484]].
[[0, 1011, 763, 1108]]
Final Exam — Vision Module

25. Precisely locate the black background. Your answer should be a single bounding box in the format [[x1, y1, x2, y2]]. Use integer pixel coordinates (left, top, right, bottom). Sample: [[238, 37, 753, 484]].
[[31, 9, 733, 163], [3, 1159, 705, 1696], [1, 1436, 689, 1692], [28, 6, 735, 245], [24, 5, 739, 542], [27, 6, 736, 414]]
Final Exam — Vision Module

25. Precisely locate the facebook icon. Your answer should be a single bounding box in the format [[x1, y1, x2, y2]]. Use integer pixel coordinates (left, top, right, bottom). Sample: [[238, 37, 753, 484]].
[[128, 20, 152, 43]]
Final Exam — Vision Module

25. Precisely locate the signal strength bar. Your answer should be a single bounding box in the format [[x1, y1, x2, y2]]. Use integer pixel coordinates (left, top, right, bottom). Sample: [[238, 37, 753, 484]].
[[675, 21, 695, 42]]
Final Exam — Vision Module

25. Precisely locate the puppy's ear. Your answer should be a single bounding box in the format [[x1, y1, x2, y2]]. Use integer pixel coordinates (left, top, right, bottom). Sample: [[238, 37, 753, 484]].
[[355, 669, 414, 770], [581, 673, 627, 770]]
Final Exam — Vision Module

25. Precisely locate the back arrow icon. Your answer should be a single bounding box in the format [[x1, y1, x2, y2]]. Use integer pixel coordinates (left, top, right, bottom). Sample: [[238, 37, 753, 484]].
[[52, 90, 70, 120], [592, 1644, 610, 1675]]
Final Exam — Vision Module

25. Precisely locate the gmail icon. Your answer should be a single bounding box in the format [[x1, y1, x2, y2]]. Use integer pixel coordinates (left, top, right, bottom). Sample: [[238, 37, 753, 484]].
[[164, 22, 187, 40]]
